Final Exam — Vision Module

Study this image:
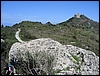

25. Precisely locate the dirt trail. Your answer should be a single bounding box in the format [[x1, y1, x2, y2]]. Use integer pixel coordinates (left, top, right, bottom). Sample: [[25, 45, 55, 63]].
[[15, 28, 24, 43]]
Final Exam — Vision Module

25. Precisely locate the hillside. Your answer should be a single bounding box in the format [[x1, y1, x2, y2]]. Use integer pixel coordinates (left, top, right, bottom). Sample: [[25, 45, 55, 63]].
[[1, 14, 99, 59], [1, 14, 99, 74]]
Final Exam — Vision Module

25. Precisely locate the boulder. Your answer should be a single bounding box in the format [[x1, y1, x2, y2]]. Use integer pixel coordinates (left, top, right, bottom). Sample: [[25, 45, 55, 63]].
[[9, 38, 99, 75]]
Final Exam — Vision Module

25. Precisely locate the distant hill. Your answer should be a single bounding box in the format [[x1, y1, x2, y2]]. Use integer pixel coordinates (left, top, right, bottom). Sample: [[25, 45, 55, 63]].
[[1, 13, 99, 59], [58, 14, 99, 29]]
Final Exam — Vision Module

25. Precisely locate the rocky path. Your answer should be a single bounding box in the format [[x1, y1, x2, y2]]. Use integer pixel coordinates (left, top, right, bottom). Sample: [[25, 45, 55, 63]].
[[15, 28, 24, 43]]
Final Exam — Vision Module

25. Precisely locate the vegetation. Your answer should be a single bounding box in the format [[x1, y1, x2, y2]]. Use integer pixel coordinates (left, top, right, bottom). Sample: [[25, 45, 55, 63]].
[[66, 66, 70, 71], [70, 53, 79, 64], [1, 14, 99, 75], [10, 50, 55, 75], [1, 58, 8, 75], [75, 65, 81, 75], [53, 69, 61, 74]]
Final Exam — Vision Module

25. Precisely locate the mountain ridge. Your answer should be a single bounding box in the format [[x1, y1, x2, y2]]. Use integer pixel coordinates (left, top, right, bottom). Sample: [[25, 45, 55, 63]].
[[1, 13, 99, 27], [1, 14, 99, 75], [1, 14, 99, 58]]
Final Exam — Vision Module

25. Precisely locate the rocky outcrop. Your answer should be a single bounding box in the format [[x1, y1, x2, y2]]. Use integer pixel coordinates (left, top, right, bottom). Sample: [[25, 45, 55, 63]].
[[9, 38, 99, 75], [74, 13, 81, 18]]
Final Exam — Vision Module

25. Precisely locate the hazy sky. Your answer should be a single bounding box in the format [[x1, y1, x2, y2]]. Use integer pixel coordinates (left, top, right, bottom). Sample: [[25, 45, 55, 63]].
[[1, 1, 99, 26]]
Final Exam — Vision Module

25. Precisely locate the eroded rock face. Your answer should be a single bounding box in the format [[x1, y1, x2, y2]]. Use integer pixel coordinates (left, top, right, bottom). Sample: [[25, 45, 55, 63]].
[[9, 38, 99, 75], [9, 38, 63, 61], [64, 45, 99, 75]]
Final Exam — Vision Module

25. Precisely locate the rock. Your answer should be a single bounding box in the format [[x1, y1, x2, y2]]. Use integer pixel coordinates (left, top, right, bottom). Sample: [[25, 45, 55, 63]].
[[1, 39, 5, 42], [9, 38, 99, 75]]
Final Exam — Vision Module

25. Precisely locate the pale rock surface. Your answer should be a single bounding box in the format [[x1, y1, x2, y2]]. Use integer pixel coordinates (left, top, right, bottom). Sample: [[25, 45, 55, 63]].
[[1, 39, 5, 42], [9, 38, 99, 75]]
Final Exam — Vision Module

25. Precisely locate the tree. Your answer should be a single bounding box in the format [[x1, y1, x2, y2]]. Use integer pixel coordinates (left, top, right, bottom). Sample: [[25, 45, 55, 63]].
[[1, 24, 4, 28], [1, 57, 8, 75]]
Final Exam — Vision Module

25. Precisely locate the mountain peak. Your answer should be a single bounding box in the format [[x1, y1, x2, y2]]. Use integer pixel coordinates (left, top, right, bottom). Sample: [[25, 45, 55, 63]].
[[74, 13, 87, 19], [74, 13, 81, 18], [58, 13, 99, 29]]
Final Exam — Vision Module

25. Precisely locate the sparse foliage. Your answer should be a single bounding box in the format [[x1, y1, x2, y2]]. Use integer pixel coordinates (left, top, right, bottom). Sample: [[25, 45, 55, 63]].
[[10, 50, 55, 75]]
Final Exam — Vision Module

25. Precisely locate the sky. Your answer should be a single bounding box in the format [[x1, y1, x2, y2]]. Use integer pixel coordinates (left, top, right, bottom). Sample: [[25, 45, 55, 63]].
[[1, 1, 99, 26]]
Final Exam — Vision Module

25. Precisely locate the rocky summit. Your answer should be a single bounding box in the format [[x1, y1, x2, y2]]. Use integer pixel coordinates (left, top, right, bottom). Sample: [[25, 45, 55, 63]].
[[9, 38, 99, 75]]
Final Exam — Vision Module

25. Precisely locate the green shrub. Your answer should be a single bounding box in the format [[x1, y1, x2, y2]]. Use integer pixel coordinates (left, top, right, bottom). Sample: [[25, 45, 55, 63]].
[[66, 66, 70, 70], [70, 53, 79, 64]]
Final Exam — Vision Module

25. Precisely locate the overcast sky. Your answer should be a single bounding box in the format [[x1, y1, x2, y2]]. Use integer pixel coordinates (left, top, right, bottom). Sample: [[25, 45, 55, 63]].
[[1, 1, 99, 26]]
